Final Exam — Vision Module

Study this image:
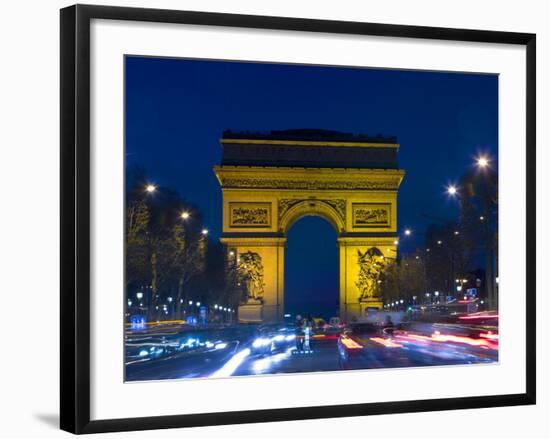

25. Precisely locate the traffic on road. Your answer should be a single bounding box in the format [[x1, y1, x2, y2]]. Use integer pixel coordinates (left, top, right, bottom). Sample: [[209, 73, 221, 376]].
[[125, 308, 498, 381]]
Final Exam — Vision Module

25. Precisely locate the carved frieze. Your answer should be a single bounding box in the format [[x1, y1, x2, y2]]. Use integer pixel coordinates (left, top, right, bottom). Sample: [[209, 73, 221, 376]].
[[278, 198, 346, 223], [229, 202, 271, 228], [219, 178, 400, 191], [352, 203, 391, 228]]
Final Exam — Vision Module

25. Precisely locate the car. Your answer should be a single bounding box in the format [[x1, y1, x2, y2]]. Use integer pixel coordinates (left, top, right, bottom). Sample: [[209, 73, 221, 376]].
[[250, 324, 295, 356], [329, 316, 345, 328]]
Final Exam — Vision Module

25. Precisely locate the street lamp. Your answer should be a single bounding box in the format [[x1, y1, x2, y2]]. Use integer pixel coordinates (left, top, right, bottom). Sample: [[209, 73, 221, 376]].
[[447, 185, 458, 196], [201, 229, 209, 236], [476, 155, 489, 168], [404, 229, 411, 236], [196, 302, 201, 307], [136, 292, 143, 300], [181, 211, 190, 220], [145, 184, 157, 193], [188, 300, 193, 306]]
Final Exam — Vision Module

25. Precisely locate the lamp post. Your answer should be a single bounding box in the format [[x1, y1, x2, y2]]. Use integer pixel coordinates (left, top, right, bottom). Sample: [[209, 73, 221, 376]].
[[475, 155, 496, 310]]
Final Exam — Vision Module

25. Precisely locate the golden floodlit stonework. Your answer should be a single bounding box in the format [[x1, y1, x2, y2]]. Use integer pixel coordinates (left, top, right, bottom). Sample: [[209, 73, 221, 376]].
[[214, 131, 405, 323], [229, 202, 272, 228]]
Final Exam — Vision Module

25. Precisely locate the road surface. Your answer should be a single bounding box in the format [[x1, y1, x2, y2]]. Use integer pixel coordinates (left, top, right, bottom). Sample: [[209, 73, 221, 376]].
[[125, 322, 498, 381]]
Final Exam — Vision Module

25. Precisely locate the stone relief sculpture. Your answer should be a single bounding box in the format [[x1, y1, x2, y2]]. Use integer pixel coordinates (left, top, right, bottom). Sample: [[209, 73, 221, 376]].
[[355, 208, 388, 225], [231, 206, 269, 226], [237, 251, 266, 302], [352, 203, 391, 227], [356, 248, 387, 301]]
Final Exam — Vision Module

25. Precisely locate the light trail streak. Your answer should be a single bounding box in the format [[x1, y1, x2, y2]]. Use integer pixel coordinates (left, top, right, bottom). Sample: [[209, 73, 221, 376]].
[[396, 332, 497, 350], [340, 337, 363, 349], [369, 337, 403, 348], [210, 348, 251, 378]]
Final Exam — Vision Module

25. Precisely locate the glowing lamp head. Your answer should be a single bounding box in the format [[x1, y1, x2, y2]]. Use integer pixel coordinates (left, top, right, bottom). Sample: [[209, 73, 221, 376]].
[[404, 229, 411, 236], [181, 211, 190, 220], [477, 156, 489, 168], [201, 229, 209, 235], [447, 185, 458, 196], [145, 184, 157, 193]]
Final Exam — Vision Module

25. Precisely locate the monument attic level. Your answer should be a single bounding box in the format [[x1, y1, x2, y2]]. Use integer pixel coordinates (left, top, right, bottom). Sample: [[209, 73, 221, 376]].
[[213, 129, 405, 323]]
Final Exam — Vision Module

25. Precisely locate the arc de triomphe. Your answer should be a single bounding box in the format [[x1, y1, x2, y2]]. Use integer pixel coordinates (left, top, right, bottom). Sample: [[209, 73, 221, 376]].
[[214, 129, 405, 323]]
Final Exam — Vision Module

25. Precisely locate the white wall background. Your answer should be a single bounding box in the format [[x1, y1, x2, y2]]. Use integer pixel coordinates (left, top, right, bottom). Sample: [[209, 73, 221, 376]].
[[0, 0, 546, 437]]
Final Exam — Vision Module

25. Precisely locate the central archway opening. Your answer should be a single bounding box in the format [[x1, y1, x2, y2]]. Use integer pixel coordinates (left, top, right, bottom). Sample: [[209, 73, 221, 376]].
[[285, 216, 339, 321]]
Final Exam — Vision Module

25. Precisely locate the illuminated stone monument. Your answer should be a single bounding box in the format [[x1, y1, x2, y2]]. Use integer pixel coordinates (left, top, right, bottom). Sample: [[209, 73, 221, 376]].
[[214, 129, 405, 323]]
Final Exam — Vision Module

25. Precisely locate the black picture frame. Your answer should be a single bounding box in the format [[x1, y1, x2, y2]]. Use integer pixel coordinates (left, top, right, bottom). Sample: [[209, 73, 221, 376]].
[[60, 4, 536, 434]]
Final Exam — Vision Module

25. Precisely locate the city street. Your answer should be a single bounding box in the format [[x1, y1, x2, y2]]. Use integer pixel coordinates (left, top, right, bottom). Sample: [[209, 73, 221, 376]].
[[125, 320, 498, 381]]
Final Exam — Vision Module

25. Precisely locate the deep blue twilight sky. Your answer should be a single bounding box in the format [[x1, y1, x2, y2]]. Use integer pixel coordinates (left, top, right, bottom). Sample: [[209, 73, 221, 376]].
[[126, 56, 498, 319]]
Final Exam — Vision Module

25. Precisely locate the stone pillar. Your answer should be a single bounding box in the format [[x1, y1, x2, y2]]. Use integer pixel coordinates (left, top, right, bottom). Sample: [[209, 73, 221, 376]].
[[221, 237, 286, 323], [338, 236, 397, 322]]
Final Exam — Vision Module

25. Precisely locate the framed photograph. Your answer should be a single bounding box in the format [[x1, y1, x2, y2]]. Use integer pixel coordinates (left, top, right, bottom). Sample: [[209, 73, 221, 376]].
[[60, 4, 536, 434]]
